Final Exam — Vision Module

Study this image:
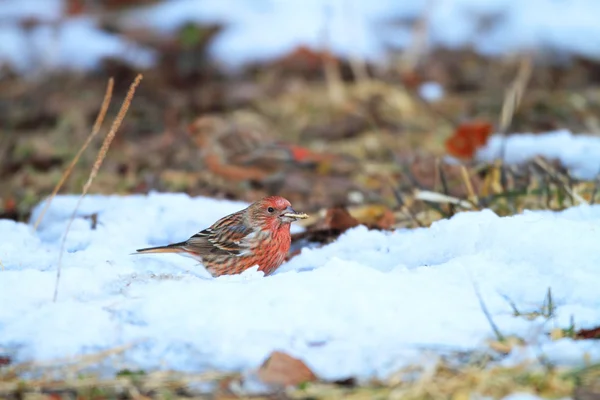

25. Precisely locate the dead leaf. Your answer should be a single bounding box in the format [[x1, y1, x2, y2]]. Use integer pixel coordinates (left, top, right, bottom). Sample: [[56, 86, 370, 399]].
[[0, 355, 11, 366], [324, 206, 360, 231], [445, 121, 493, 160], [346, 204, 396, 229], [257, 351, 317, 387], [576, 326, 600, 340]]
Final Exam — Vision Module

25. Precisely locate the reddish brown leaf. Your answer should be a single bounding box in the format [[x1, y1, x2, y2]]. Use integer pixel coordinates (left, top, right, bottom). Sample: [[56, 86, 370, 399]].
[[324, 206, 360, 232], [257, 351, 317, 387], [272, 45, 327, 74], [347, 204, 396, 230], [4, 197, 16, 212], [65, 0, 85, 15], [375, 208, 396, 230], [576, 326, 600, 339], [445, 121, 493, 160]]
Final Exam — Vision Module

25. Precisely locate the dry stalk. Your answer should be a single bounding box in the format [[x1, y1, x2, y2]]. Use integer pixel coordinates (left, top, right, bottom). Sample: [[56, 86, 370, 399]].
[[388, 178, 423, 228], [33, 78, 114, 230], [320, 7, 346, 105], [343, 0, 370, 84], [497, 56, 533, 162], [53, 74, 143, 302], [460, 165, 479, 207], [534, 157, 588, 205], [2, 343, 135, 377], [397, 0, 432, 77], [414, 189, 473, 209]]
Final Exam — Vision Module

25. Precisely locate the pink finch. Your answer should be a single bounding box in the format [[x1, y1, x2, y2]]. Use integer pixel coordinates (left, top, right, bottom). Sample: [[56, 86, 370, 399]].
[[135, 196, 308, 277], [187, 113, 346, 183]]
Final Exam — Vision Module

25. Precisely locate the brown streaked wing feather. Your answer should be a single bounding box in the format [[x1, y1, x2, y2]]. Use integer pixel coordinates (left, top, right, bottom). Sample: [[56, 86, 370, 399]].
[[183, 209, 253, 256]]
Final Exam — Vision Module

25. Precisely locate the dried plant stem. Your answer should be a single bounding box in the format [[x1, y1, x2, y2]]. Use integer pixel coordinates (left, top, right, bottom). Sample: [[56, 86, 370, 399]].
[[53, 74, 143, 302], [343, 0, 370, 84], [323, 50, 345, 105], [320, 7, 345, 105], [33, 78, 114, 231], [534, 157, 588, 205], [498, 56, 532, 160], [414, 190, 473, 209], [472, 279, 505, 342], [460, 165, 479, 207], [436, 158, 455, 216], [3, 343, 136, 376], [388, 178, 423, 227]]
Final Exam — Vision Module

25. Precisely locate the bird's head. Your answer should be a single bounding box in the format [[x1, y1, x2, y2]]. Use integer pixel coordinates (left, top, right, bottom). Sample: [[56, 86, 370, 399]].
[[248, 196, 308, 230]]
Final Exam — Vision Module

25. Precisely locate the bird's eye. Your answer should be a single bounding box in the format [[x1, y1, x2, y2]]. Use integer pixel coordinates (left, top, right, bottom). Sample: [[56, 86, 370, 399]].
[[267, 207, 275, 213]]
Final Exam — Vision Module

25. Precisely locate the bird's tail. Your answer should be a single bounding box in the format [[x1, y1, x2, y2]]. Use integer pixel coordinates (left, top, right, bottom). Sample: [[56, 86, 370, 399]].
[[135, 242, 187, 255]]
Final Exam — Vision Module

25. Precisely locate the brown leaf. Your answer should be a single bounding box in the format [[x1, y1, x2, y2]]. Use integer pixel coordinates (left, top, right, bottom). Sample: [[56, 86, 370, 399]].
[[375, 208, 395, 230], [291, 204, 395, 247], [445, 121, 493, 160], [257, 351, 317, 387], [346, 204, 396, 230], [324, 206, 360, 232], [576, 326, 600, 339]]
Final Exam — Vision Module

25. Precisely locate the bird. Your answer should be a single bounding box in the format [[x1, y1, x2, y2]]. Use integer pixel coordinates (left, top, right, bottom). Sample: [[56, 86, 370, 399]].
[[186, 113, 348, 183], [135, 196, 308, 277]]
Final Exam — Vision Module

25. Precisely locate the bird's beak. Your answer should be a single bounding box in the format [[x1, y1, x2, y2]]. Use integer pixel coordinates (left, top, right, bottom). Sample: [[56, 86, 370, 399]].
[[280, 206, 309, 221]]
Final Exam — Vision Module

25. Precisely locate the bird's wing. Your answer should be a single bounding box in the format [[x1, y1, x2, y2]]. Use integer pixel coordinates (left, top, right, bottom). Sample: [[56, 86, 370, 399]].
[[183, 210, 255, 256]]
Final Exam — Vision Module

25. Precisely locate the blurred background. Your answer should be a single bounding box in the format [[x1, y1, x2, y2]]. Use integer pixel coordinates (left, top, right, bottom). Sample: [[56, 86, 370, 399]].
[[2, 0, 600, 228]]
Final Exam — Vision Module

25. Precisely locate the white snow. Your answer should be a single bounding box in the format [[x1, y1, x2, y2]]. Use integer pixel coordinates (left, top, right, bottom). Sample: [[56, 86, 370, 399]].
[[418, 81, 445, 102], [476, 130, 600, 179], [2, 0, 600, 73], [1, 190, 600, 381]]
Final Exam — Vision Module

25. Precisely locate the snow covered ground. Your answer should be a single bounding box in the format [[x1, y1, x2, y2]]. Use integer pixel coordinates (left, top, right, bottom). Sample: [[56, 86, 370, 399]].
[[477, 130, 600, 180], [1, 184, 600, 380], [1, 0, 600, 74]]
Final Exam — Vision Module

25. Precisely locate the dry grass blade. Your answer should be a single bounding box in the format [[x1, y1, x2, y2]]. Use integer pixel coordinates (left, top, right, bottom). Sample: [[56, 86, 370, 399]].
[[460, 165, 479, 208], [499, 56, 533, 135], [320, 11, 346, 105], [0, 341, 235, 397], [53, 74, 143, 302], [497, 56, 533, 191], [2, 343, 135, 377], [534, 157, 588, 205], [33, 78, 114, 231], [414, 189, 473, 209]]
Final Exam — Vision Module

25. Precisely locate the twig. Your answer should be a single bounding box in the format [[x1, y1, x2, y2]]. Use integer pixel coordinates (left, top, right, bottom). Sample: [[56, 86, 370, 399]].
[[534, 157, 587, 206], [466, 269, 505, 342], [498, 292, 522, 316], [543, 287, 555, 319], [53, 75, 142, 302], [33, 78, 114, 230]]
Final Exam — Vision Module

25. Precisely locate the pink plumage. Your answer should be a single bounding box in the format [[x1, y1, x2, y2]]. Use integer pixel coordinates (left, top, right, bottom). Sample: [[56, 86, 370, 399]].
[[135, 196, 308, 277]]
